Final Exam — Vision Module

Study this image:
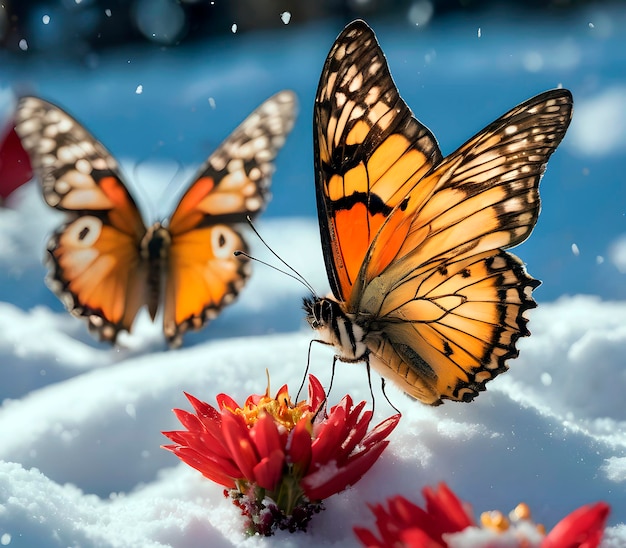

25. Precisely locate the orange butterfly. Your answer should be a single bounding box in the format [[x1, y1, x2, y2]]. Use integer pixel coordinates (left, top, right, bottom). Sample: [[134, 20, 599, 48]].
[[304, 20, 573, 405], [16, 92, 297, 347]]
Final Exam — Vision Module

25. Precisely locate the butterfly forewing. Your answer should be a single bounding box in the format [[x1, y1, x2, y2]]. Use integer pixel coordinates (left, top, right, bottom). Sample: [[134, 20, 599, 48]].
[[15, 97, 150, 343], [311, 19, 573, 405], [314, 20, 442, 301], [164, 90, 298, 346], [371, 90, 574, 281]]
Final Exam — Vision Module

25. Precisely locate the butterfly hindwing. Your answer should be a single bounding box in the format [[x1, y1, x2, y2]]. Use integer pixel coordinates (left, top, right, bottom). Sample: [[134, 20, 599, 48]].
[[314, 20, 442, 302], [15, 97, 150, 343], [365, 250, 540, 404], [311, 20, 573, 404], [163, 90, 298, 346]]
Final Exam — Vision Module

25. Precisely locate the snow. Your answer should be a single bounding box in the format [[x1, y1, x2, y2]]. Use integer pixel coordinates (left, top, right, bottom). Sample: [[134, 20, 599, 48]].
[[1, 182, 625, 547], [2, 6, 626, 547]]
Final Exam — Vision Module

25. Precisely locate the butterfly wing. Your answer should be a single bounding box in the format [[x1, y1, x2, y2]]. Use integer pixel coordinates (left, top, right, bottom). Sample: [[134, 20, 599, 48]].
[[314, 20, 443, 302], [15, 97, 150, 343], [363, 89, 574, 288], [314, 20, 573, 404], [364, 250, 541, 404], [163, 90, 297, 346], [358, 89, 572, 404]]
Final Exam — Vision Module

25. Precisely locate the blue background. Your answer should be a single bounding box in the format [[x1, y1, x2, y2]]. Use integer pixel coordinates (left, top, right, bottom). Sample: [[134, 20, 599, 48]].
[[2, 3, 625, 303]]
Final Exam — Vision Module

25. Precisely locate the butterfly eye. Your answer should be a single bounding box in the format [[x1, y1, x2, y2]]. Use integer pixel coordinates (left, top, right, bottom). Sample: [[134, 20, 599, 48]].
[[303, 298, 320, 328], [308, 317, 321, 329]]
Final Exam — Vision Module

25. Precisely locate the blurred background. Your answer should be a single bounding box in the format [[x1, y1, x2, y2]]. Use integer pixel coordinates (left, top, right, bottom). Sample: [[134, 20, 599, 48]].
[[0, 0, 624, 305], [0, 0, 611, 54]]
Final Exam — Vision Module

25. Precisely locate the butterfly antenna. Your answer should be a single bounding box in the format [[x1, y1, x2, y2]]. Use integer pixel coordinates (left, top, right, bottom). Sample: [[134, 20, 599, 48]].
[[243, 215, 317, 296], [234, 250, 314, 293]]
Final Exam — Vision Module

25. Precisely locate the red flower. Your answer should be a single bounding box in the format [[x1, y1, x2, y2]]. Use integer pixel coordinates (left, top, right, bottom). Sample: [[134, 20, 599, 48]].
[[354, 483, 610, 548], [354, 483, 474, 548], [0, 119, 32, 202], [163, 375, 400, 535]]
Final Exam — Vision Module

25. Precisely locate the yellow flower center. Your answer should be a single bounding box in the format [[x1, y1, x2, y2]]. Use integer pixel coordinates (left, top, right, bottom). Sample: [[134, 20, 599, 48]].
[[480, 503, 546, 536], [481, 510, 509, 532], [234, 384, 313, 432]]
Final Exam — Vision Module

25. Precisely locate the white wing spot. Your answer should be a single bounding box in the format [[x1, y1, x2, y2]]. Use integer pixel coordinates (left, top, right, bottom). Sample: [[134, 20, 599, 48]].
[[57, 118, 73, 133], [75, 158, 92, 174], [37, 138, 56, 154], [249, 167, 262, 181], [57, 146, 76, 163], [245, 196, 263, 211], [66, 216, 103, 247], [348, 72, 363, 92], [91, 158, 108, 170], [211, 226, 238, 259]]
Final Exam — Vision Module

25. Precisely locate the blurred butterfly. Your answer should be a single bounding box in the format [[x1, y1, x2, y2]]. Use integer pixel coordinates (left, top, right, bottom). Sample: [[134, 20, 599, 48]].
[[16, 91, 297, 347], [304, 20, 573, 405]]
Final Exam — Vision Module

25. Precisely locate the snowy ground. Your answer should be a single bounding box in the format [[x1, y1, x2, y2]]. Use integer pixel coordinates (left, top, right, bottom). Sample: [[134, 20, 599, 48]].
[[1, 185, 625, 547], [1, 5, 625, 548]]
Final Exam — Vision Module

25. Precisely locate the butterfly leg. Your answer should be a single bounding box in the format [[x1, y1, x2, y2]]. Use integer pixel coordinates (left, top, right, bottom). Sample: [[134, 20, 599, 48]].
[[380, 377, 402, 415], [296, 338, 317, 401], [312, 354, 338, 423]]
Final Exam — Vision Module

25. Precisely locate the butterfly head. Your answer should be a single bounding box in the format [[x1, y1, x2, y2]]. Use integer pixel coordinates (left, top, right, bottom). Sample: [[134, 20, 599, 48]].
[[303, 296, 368, 362]]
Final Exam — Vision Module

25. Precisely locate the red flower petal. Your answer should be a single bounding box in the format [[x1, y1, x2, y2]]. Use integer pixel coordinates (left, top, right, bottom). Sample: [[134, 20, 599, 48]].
[[423, 482, 475, 535], [164, 445, 239, 488], [386, 495, 443, 543], [542, 502, 610, 548], [360, 414, 401, 447], [221, 411, 259, 481], [287, 417, 313, 471], [302, 439, 390, 501], [333, 404, 371, 462], [400, 528, 446, 548], [354, 526, 384, 547], [171, 408, 206, 432], [307, 375, 327, 411], [163, 426, 232, 463], [0, 123, 32, 200], [249, 412, 282, 460], [184, 392, 222, 424], [252, 448, 285, 491], [216, 393, 240, 411], [310, 399, 350, 466]]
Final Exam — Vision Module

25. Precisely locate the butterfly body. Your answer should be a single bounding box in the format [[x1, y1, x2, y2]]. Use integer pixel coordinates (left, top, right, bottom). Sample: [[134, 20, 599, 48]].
[[16, 92, 297, 347], [309, 20, 572, 405]]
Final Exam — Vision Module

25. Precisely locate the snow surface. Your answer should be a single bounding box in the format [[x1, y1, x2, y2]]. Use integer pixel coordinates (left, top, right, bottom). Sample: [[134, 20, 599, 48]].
[[1, 6, 626, 548], [1, 180, 625, 547]]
